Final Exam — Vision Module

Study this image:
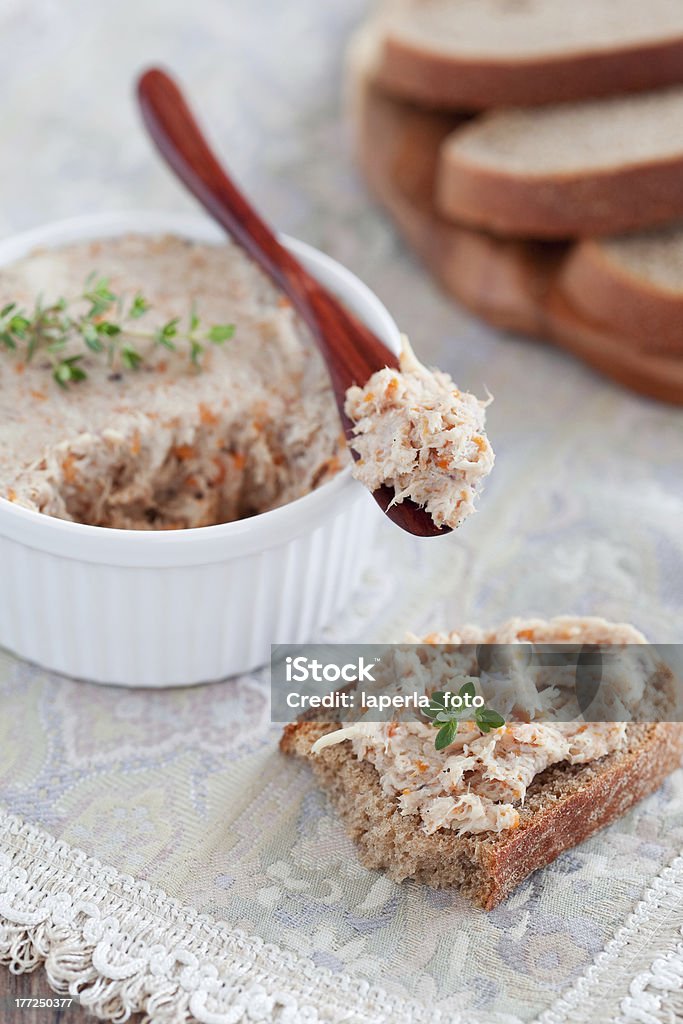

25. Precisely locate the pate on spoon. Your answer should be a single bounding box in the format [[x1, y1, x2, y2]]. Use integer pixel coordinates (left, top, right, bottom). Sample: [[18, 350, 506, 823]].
[[137, 68, 494, 538]]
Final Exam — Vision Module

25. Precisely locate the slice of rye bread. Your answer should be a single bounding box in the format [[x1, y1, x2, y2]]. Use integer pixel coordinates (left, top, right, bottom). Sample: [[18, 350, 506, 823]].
[[369, 0, 683, 111], [543, 290, 683, 405], [368, 0, 683, 110], [559, 226, 683, 354], [348, 35, 683, 404], [281, 722, 683, 909], [435, 85, 683, 238]]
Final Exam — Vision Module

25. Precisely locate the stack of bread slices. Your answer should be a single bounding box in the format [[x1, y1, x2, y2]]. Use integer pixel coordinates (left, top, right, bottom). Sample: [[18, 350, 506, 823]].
[[348, 0, 683, 403]]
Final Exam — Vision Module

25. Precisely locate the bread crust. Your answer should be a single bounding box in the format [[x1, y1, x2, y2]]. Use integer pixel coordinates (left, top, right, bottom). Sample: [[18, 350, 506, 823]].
[[435, 147, 683, 239], [543, 288, 683, 403], [377, 31, 683, 111], [281, 722, 683, 909], [559, 239, 683, 354]]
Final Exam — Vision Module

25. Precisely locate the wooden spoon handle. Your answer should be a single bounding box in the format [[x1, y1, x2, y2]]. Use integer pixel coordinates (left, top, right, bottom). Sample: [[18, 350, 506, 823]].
[[138, 72, 300, 296], [137, 68, 398, 398]]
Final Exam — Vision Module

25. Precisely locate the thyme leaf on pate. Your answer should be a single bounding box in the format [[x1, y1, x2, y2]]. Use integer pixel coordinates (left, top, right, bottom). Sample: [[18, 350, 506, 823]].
[[0, 276, 236, 387], [424, 683, 506, 751]]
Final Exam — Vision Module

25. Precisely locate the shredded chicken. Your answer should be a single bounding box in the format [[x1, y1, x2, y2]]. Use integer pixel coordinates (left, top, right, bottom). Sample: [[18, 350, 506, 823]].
[[344, 336, 494, 529], [316, 718, 626, 835], [312, 617, 653, 835]]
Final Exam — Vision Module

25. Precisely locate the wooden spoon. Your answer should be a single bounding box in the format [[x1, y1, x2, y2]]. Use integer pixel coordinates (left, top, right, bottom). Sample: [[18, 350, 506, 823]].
[[137, 67, 449, 538]]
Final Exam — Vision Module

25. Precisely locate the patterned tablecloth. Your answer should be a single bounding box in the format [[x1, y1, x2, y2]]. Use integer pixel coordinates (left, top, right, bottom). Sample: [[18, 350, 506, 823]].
[[1, 1, 683, 1022]]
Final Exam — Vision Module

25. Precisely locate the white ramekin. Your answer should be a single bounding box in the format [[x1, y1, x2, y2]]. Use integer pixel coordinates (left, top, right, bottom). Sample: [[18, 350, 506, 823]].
[[0, 212, 400, 687]]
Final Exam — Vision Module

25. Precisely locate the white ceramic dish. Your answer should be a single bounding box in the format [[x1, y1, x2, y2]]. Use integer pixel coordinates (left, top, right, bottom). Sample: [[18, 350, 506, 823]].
[[0, 211, 400, 687]]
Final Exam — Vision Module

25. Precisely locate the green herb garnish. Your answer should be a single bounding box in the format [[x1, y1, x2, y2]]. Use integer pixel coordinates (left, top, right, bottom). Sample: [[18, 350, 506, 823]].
[[0, 276, 236, 388], [424, 682, 505, 751]]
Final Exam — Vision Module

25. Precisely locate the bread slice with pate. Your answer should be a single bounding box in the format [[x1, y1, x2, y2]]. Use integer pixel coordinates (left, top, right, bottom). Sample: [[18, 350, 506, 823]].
[[435, 86, 683, 238], [368, 0, 683, 110], [280, 618, 683, 909]]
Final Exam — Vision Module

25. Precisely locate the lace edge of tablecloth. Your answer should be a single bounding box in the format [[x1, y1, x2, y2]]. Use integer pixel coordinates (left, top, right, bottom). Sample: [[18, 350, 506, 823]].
[[1, 808, 683, 1024], [0, 809, 479, 1024]]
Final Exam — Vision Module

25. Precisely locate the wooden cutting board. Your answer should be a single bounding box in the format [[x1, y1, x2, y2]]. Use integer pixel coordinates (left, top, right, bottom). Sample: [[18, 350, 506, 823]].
[[347, 45, 683, 405]]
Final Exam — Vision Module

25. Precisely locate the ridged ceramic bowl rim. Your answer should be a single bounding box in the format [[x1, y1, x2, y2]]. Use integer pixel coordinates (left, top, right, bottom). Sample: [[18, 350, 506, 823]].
[[0, 211, 401, 567]]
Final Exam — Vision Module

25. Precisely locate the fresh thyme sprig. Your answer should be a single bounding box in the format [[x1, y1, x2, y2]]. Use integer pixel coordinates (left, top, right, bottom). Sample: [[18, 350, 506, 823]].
[[0, 274, 236, 387], [424, 682, 506, 751]]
